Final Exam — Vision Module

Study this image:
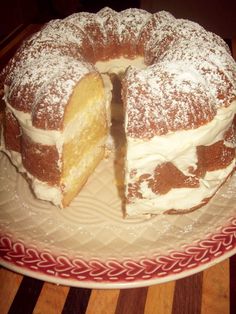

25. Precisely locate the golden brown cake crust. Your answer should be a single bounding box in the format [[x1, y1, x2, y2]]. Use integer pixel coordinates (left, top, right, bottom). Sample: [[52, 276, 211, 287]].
[[3, 109, 21, 152], [122, 64, 218, 139], [126, 138, 235, 204], [2, 7, 236, 133], [21, 135, 61, 185]]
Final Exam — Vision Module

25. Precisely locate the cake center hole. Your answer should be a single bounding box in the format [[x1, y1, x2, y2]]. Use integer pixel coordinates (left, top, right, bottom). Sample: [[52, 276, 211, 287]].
[[109, 72, 126, 210]]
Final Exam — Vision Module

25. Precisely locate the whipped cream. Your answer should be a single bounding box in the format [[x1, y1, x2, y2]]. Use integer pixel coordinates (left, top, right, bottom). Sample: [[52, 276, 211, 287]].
[[125, 100, 236, 215], [95, 57, 146, 74], [126, 161, 235, 215]]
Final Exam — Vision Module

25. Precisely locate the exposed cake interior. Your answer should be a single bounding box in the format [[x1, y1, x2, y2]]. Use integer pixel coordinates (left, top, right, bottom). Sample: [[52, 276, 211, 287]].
[[61, 73, 109, 207], [1, 72, 112, 207]]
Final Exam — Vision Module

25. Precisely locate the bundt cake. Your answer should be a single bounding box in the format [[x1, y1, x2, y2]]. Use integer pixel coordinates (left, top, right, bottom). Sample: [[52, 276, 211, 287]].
[[0, 7, 236, 216]]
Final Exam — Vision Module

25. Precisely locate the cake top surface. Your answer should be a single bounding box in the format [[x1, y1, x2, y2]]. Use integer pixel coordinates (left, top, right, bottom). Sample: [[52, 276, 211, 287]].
[[1, 7, 236, 134], [5, 53, 95, 130], [124, 61, 218, 139]]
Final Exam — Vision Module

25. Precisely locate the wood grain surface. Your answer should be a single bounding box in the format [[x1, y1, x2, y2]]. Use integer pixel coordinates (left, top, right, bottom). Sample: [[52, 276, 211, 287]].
[[0, 9, 235, 314], [0, 259, 235, 314]]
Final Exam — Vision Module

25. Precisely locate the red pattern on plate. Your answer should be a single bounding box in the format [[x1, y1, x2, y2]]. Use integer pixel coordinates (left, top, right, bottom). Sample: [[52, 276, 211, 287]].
[[1, 218, 236, 283]]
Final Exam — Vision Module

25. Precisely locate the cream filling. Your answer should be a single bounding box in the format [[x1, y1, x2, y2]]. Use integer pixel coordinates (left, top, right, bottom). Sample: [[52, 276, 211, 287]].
[[125, 100, 236, 215], [0, 147, 63, 206], [32, 178, 62, 207], [95, 56, 146, 74], [126, 160, 235, 215], [125, 100, 236, 177], [62, 137, 106, 193]]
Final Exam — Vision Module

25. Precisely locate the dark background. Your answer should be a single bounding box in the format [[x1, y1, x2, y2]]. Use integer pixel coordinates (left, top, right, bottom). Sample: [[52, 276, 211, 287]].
[[0, 0, 236, 46]]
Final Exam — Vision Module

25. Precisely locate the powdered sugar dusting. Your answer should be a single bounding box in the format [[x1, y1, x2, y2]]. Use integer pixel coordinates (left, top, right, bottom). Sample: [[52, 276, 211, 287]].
[[117, 8, 151, 40], [65, 11, 106, 51], [37, 19, 84, 46], [157, 39, 236, 108], [6, 53, 94, 130], [123, 61, 218, 139], [2, 7, 236, 136]]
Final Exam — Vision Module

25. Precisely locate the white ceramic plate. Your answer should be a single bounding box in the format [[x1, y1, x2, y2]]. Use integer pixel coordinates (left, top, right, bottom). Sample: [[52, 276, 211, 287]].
[[0, 151, 236, 289]]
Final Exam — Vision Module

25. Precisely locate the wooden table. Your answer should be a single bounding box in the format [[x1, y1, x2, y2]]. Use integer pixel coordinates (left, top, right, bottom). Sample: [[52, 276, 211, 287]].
[[0, 256, 236, 314], [0, 22, 236, 314]]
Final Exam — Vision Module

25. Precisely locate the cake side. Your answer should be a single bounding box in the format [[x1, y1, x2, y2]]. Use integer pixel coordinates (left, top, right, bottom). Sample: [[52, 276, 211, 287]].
[[123, 100, 236, 216], [1, 71, 111, 207]]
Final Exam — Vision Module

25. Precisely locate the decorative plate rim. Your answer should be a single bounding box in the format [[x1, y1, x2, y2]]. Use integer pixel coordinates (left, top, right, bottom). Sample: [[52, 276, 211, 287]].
[[1, 151, 236, 288], [1, 216, 236, 288]]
